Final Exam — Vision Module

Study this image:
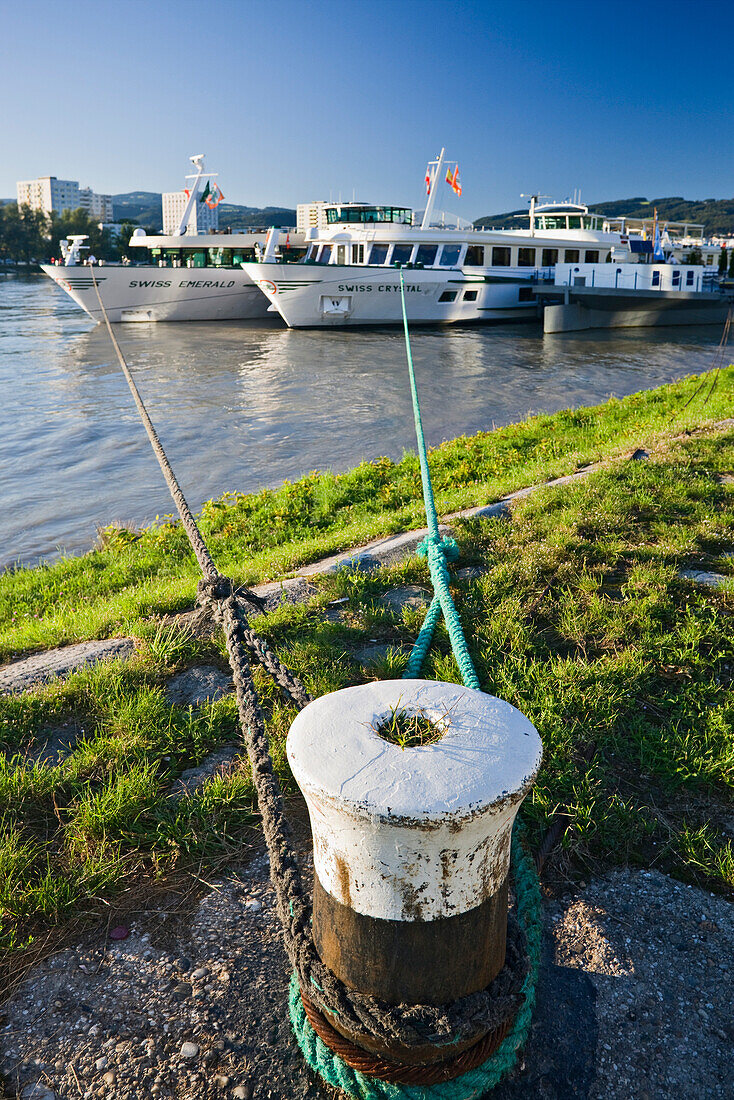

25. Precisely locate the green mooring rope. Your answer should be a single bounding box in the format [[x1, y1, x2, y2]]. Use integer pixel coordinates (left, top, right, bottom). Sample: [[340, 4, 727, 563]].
[[288, 273, 542, 1097], [397, 270, 480, 689], [289, 825, 541, 1099]]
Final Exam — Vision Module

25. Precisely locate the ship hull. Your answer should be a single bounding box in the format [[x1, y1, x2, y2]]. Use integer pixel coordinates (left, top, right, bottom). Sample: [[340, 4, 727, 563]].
[[41, 264, 271, 323], [240, 264, 540, 327]]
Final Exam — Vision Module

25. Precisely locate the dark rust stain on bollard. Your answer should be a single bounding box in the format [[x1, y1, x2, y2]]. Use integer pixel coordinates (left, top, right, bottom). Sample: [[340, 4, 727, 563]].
[[313, 874, 508, 1006]]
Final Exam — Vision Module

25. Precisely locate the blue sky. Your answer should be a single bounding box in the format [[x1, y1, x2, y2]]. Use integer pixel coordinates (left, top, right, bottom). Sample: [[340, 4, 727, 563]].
[[3, 0, 733, 220]]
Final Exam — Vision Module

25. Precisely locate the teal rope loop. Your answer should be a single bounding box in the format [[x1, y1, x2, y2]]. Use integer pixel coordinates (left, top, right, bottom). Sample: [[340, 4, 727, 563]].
[[397, 271, 480, 690], [289, 823, 542, 1099]]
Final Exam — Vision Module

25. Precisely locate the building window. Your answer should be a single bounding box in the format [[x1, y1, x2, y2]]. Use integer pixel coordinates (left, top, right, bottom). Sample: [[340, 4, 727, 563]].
[[492, 246, 511, 266], [463, 289, 478, 301], [541, 249, 558, 267], [439, 245, 462, 266], [438, 290, 457, 302], [369, 244, 388, 265], [465, 245, 484, 265], [564, 249, 580, 263], [584, 250, 599, 263], [518, 287, 534, 302], [518, 247, 536, 267], [415, 245, 438, 266], [392, 244, 413, 265]]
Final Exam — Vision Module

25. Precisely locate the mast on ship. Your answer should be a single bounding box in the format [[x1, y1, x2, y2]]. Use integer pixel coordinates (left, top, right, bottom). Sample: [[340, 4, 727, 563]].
[[420, 148, 446, 229], [174, 154, 219, 236]]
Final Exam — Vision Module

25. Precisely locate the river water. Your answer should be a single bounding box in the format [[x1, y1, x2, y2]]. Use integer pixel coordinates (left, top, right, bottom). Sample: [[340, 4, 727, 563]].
[[0, 272, 723, 571]]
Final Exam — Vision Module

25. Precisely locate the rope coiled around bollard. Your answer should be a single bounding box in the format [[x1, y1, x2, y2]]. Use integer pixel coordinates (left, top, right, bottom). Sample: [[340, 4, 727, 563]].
[[91, 271, 542, 1094], [289, 825, 542, 1099]]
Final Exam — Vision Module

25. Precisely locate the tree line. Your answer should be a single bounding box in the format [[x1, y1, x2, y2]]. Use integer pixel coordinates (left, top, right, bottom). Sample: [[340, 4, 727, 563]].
[[0, 204, 143, 265]]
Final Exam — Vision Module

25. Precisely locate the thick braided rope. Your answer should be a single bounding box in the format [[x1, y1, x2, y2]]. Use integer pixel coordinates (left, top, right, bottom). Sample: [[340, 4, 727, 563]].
[[91, 269, 217, 581], [289, 825, 543, 1099], [397, 271, 481, 691]]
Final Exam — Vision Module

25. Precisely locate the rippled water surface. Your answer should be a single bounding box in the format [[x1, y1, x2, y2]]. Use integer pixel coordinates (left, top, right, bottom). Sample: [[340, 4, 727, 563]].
[[0, 273, 724, 570]]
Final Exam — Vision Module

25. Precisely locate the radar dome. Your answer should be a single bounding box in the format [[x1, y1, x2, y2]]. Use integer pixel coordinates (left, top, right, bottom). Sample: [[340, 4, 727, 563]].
[[132, 227, 146, 237]]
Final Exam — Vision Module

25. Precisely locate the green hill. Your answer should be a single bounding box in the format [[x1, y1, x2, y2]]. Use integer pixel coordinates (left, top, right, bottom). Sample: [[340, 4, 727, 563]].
[[112, 193, 296, 232], [475, 196, 734, 236]]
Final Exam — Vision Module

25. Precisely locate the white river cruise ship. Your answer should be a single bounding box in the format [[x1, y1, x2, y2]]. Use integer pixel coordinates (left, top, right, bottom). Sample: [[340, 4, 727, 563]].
[[242, 150, 652, 328], [42, 156, 304, 323]]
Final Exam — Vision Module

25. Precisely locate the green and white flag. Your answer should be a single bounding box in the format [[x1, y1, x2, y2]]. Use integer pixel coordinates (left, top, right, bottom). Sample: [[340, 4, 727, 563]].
[[199, 182, 211, 203]]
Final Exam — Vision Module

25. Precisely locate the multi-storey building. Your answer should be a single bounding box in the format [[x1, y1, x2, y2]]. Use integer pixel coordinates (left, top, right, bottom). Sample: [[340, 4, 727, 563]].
[[296, 201, 330, 234], [162, 189, 219, 235], [16, 176, 113, 221], [78, 188, 114, 222]]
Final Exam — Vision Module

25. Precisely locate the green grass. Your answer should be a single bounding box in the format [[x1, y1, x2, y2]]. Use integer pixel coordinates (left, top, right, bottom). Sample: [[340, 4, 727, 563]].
[[1, 369, 733, 961]]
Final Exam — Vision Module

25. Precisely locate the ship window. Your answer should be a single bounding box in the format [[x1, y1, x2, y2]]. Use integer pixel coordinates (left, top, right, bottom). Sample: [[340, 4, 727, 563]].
[[438, 290, 457, 302], [518, 287, 534, 302], [415, 245, 438, 266], [540, 216, 567, 230], [315, 245, 332, 264], [369, 244, 389, 265], [652, 270, 661, 287], [306, 244, 317, 260], [686, 270, 694, 285], [392, 244, 414, 265], [564, 249, 580, 263], [518, 247, 536, 267], [492, 246, 511, 266], [463, 289, 478, 301], [351, 244, 364, 263], [672, 270, 681, 285], [439, 245, 461, 267], [465, 245, 484, 266], [585, 250, 599, 263], [541, 249, 558, 266], [568, 216, 582, 229]]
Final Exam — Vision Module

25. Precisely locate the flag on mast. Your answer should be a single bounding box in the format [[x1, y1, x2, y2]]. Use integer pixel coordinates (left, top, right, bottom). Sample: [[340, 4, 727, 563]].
[[205, 182, 224, 210], [446, 164, 462, 196], [425, 166, 432, 195]]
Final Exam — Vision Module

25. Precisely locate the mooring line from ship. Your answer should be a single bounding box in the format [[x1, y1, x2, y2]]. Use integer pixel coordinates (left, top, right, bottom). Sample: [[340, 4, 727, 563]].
[[285, 276, 544, 1098], [679, 303, 732, 416], [89, 267, 537, 1096]]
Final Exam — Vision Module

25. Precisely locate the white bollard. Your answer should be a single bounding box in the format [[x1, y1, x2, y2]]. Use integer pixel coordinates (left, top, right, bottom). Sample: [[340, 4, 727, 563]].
[[287, 679, 542, 1061]]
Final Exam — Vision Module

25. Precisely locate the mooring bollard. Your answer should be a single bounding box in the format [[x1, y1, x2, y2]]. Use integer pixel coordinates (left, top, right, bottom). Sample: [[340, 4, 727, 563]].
[[287, 678, 542, 1064]]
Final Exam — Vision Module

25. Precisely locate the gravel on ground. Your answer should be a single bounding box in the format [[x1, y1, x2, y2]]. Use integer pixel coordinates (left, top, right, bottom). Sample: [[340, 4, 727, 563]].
[[2, 840, 731, 1100]]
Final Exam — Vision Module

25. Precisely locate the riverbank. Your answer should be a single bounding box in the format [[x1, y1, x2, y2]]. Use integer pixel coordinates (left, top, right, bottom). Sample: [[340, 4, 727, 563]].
[[1, 370, 733, 978]]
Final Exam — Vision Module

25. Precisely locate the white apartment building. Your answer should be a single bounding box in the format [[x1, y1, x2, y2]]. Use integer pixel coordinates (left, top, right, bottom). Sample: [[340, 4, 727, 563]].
[[162, 190, 219, 235], [296, 201, 330, 234], [79, 188, 114, 222], [16, 175, 113, 221]]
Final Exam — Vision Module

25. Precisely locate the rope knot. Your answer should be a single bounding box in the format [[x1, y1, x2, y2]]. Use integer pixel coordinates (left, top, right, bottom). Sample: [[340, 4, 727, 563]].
[[196, 575, 234, 607], [416, 534, 460, 563]]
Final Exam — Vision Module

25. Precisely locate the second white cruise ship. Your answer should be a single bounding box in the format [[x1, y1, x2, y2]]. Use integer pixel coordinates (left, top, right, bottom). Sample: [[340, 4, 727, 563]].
[[242, 150, 646, 328]]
